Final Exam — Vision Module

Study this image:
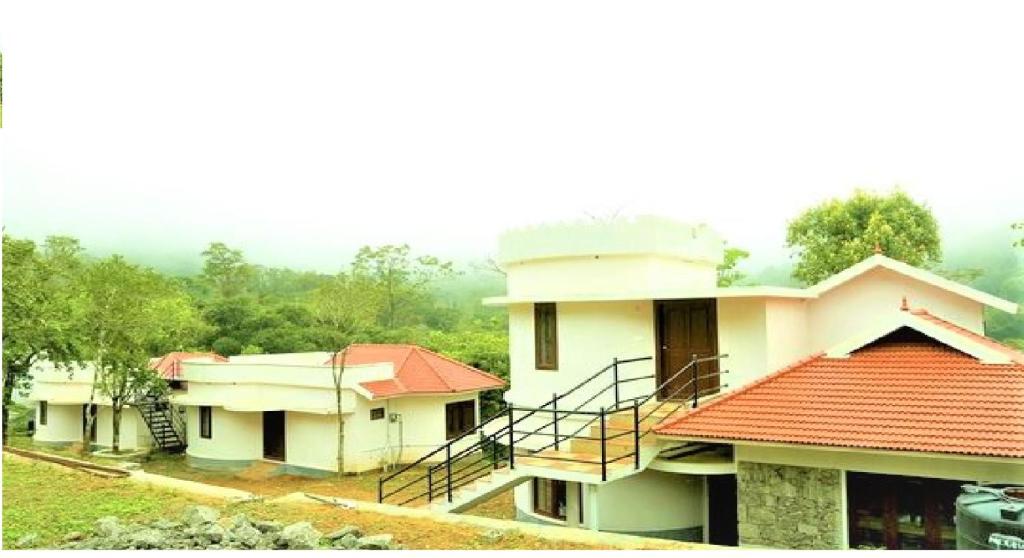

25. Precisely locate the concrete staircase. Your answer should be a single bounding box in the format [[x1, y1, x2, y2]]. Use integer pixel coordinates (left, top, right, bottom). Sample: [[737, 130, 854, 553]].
[[424, 402, 689, 513]]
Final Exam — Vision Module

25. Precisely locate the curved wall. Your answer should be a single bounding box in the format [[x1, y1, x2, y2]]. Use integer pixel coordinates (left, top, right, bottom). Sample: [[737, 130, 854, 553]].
[[184, 406, 262, 469]]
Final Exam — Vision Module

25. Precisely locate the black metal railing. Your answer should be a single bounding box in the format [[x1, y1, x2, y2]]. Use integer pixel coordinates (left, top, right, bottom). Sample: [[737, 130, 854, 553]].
[[378, 353, 728, 506]]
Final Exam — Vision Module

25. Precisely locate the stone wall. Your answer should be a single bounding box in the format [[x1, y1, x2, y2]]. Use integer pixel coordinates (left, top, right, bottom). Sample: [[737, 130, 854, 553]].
[[736, 461, 843, 549]]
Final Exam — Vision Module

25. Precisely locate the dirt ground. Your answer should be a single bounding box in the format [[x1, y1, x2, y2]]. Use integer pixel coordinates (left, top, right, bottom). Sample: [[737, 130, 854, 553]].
[[7, 436, 515, 520]]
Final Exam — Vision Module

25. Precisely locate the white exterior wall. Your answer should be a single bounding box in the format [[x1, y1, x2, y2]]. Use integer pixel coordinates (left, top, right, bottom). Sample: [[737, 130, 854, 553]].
[[94, 406, 151, 450], [507, 301, 657, 409], [716, 299, 768, 390], [505, 255, 718, 302], [285, 411, 340, 472], [595, 470, 705, 533], [184, 406, 263, 463], [33, 403, 82, 444], [764, 298, 811, 371], [807, 267, 985, 350]]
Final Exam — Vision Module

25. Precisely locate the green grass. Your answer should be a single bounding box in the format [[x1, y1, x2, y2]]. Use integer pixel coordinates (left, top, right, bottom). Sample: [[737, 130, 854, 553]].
[[2, 455, 201, 548]]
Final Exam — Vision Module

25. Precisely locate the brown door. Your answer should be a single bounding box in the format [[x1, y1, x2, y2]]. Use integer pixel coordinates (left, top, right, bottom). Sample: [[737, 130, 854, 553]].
[[655, 299, 719, 401], [262, 411, 286, 461]]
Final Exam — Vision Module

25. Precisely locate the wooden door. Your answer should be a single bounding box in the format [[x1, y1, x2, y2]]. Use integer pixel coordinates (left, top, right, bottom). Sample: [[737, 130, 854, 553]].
[[656, 299, 719, 401], [262, 411, 286, 461]]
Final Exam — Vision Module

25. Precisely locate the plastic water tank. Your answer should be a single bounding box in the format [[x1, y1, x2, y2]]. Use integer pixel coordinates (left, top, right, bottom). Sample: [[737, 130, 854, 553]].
[[956, 485, 1024, 550]]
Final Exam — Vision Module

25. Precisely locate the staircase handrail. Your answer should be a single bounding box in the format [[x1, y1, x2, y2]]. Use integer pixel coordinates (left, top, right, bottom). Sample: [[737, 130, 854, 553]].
[[378, 355, 652, 504]]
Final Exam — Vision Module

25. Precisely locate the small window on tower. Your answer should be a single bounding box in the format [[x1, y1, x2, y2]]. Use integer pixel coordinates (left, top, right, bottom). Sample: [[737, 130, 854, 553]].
[[534, 302, 558, 370]]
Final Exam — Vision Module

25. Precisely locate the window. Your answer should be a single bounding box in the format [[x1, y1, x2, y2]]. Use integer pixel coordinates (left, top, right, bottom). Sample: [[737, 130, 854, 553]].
[[370, 407, 385, 421], [445, 400, 475, 440], [847, 472, 966, 549], [199, 406, 212, 439], [534, 302, 558, 370], [39, 401, 48, 426], [533, 478, 567, 520]]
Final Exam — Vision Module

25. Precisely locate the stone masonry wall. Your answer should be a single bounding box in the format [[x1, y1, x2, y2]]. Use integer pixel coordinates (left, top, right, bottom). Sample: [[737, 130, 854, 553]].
[[736, 461, 843, 549]]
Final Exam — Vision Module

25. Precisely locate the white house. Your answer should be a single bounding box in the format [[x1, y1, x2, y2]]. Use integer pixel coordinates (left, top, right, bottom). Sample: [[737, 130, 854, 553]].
[[377, 216, 1022, 550], [171, 344, 506, 475], [28, 352, 224, 452]]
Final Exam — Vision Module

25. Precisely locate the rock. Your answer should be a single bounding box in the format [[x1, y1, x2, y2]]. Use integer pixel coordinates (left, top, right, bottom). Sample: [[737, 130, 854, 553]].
[[333, 533, 360, 549], [62, 531, 86, 542], [194, 523, 226, 544], [230, 513, 253, 529], [228, 522, 264, 549], [15, 533, 39, 548], [127, 528, 166, 549], [251, 518, 283, 533], [150, 518, 181, 530], [325, 525, 362, 540], [356, 534, 394, 550], [481, 529, 504, 542], [95, 516, 124, 537], [278, 521, 323, 550], [182, 505, 220, 526]]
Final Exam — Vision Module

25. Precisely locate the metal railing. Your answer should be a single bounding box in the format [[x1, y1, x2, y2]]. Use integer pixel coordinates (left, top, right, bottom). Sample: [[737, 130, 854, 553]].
[[378, 353, 728, 506]]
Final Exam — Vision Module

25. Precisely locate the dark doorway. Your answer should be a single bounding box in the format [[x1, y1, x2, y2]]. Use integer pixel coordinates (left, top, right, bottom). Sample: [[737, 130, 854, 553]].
[[707, 474, 738, 546], [847, 472, 966, 549], [262, 411, 286, 461], [82, 404, 98, 443], [655, 299, 719, 400]]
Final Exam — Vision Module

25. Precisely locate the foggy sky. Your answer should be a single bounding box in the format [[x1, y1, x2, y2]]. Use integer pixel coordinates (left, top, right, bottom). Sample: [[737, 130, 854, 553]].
[[2, 1, 1022, 275]]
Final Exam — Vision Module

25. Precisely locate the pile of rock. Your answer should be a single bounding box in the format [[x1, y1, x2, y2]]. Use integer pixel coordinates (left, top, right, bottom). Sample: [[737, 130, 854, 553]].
[[52, 505, 401, 550]]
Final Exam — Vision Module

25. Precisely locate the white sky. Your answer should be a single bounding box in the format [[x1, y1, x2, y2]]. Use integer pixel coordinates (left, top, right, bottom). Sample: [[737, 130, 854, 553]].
[[1, 1, 1022, 273]]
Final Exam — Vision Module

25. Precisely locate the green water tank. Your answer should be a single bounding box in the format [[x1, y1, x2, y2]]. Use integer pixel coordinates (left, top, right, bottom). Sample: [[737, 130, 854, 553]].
[[956, 485, 1024, 550]]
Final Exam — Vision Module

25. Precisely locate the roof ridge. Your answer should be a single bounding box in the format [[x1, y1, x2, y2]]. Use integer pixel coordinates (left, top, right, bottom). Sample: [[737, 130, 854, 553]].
[[417, 345, 507, 384], [656, 351, 827, 430], [409, 347, 455, 392]]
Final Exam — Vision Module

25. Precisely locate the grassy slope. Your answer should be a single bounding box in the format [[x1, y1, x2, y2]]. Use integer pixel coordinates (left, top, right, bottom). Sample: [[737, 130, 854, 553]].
[[1, 455, 599, 550]]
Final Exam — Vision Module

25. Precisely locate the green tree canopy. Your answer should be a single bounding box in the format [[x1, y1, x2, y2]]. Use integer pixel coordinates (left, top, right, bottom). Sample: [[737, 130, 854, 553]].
[[717, 246, 750, 287], [2, 235, 89, 441], [785, 189, 941, 285]]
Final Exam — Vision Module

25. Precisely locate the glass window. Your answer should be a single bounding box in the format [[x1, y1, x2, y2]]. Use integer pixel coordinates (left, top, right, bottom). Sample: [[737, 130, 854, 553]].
[[370, 407, 385, 421], [199, 406, 212, 439], [445, 400, 475, 440], [533, 478, 567, 520], [534, 303, 558, 370], [39, 401, 48, 426], [847, 472, 965, 549]]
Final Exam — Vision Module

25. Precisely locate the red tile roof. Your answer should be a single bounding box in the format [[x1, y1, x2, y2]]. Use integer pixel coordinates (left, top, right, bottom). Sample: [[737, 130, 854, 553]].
[[655, 328, 1024, 458], [325, 344, 506, 398], [150, 352, 228, 380]]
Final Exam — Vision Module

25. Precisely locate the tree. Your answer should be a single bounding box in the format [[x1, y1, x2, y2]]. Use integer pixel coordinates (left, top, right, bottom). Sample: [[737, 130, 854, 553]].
[[200, 242, 255, 298], [351, 245, 456, 329], [717, 247, 750, 287], [2, 235, 88, 443], [311, 273, 379, 341], [1013, 221, 1023, 248], [786, 189, 941, 284], [81, 256, 204, 452]]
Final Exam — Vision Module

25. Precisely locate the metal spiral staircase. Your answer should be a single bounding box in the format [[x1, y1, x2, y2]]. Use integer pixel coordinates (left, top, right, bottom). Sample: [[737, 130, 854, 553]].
[[378, 354, 728, 512], [133, 391, 186, 453]]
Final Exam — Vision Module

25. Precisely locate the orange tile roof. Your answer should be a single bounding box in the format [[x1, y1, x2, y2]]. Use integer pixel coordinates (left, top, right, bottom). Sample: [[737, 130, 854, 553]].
[[655, 329, 1024, 458], [150, 352, 228, 380], [909, 307, 1024, 364], [325, 344, 506, 398]]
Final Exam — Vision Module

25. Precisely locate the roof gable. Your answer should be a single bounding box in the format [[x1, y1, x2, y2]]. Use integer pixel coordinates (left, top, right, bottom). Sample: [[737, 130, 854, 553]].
[[808, 254, 1018, 314]]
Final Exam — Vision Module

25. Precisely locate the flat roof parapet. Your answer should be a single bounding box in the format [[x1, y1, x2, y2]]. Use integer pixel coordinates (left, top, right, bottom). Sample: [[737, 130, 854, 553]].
[[496, 215, 724, 267]]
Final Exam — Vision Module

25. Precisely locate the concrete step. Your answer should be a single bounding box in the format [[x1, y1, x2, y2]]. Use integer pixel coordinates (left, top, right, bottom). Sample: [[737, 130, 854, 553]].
[[569, 438, 636, 458]]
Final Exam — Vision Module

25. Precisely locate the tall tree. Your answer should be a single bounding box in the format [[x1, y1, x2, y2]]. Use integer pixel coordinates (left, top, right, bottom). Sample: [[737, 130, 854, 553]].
[[351, 245, 455, 329], [81, 256, 204, 452], [786, 189, 941, 284], [2, 235, 87, 443], [717, 247, 750, 287], [200, 242, 254, 298]]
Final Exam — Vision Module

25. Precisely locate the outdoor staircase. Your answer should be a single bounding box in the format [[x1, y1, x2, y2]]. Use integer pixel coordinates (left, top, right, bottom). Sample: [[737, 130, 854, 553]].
[[380, 354, 728, 512], [134, 392, 186, 453]]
